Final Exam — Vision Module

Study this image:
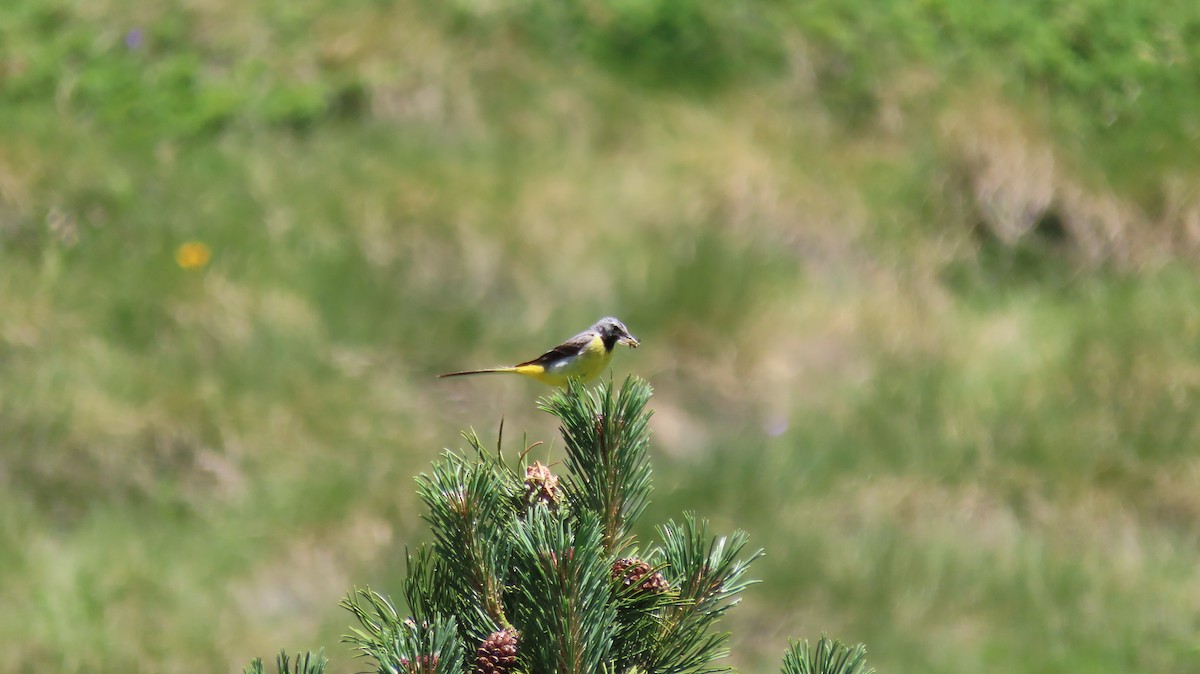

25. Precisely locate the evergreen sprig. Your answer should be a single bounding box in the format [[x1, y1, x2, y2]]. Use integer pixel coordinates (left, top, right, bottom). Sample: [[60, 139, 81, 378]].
[[415, 449, 519, 634], [401, 543, 462, 630], [341, 588, 465, 674], [641, 514, 764, 674], [661, 514, 762, 618], [243, 649, 327, 674], [540, 376, 654, 555], [508, 508, 617, 674], [608, 554, 679, 671], [782, 637, 875, 674]]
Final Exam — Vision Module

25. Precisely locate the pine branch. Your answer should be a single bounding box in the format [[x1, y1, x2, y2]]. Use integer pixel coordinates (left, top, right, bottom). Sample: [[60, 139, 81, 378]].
[[608, 555, 679, 671], [661, 514, 762, 616], [509, 508, 617, 674], [401, 543, 465, 628], [781, 637, 874, 674], [644, 513, 764, 674], [540, 376, 654, 555], [244, 649, 327, 674], [341, 588, 465, 674], [415, 449, 520, 633]]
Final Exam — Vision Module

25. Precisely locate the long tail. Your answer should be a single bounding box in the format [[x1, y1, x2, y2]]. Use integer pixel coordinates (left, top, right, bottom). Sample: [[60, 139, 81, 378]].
[[438, 367, 520, 378]]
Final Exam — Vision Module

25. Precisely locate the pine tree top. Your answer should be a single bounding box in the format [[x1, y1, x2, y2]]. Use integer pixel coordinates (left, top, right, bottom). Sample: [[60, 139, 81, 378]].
[[250, 377, 873, 674]]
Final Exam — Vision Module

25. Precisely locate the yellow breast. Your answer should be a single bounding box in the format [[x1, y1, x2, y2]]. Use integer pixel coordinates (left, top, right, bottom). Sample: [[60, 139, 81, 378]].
[[520, 334, 611, 386]]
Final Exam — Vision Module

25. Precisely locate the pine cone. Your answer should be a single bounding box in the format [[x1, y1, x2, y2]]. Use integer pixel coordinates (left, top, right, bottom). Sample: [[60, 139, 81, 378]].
[[611, 557, 669, 593], [524, 461, 560, 508], [475, 627, 519, 674]]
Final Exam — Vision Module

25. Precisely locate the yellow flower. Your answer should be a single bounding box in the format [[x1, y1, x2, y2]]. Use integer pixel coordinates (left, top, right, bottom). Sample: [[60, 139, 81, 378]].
[[176, 242, 211, 270]]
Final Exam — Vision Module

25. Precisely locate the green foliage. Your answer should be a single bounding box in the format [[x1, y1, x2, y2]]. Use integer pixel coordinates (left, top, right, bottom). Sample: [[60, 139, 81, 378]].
[[574, 0, 785, 89], [401, 544, 470, 638], [540, 377, 654, 554], [342, 589, 466, 674], [782, 637, 873, 674], [608, 559, 680, 671], [437, 0, 785, 89], [649, 514, 763, 674], [414, 446, 520, 634], [352, 378, 774, 674], [793, 0, 1200, 184], [508, 509, 616, 674], [0, 1, 364, 138], [243, 649, 328, 674]]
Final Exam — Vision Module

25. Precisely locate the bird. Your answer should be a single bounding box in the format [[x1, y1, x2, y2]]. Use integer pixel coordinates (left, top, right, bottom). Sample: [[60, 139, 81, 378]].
[[439, 317, 639, 386]]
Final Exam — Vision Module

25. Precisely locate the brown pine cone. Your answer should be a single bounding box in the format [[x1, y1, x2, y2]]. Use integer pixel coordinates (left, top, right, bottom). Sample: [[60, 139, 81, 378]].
[[475, 627, 519, 674], [524, 461, 560, 508], [611, 557, 669, 593]]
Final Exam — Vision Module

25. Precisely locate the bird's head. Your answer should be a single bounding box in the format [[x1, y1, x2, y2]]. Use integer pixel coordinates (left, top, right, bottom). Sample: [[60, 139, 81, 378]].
[[594, 317, 639, 349]]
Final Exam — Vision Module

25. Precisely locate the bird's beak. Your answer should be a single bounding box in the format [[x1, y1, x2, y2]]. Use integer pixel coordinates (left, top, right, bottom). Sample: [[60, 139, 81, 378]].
[[618, 333, 640, 348]]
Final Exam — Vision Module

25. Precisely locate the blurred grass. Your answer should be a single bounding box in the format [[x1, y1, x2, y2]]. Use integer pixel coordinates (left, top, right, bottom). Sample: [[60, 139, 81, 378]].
[[3, 0, 1200, 672]]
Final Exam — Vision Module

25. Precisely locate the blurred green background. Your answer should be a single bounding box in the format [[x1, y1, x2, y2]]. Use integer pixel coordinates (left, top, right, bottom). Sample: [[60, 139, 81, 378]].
[[3, 0, 1200, 672]]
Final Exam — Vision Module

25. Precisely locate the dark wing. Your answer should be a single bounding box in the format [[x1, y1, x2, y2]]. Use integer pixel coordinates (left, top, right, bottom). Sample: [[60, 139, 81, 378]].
[[517, 330, 597, 367]]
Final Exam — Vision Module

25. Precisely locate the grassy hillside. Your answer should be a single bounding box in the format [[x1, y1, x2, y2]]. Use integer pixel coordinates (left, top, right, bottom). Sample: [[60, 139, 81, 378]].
[[2, 1, 1199, 672]]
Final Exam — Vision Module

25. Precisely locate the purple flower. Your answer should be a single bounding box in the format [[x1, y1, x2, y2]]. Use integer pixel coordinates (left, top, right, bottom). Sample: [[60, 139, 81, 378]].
[[124, 28, 144, 51]]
